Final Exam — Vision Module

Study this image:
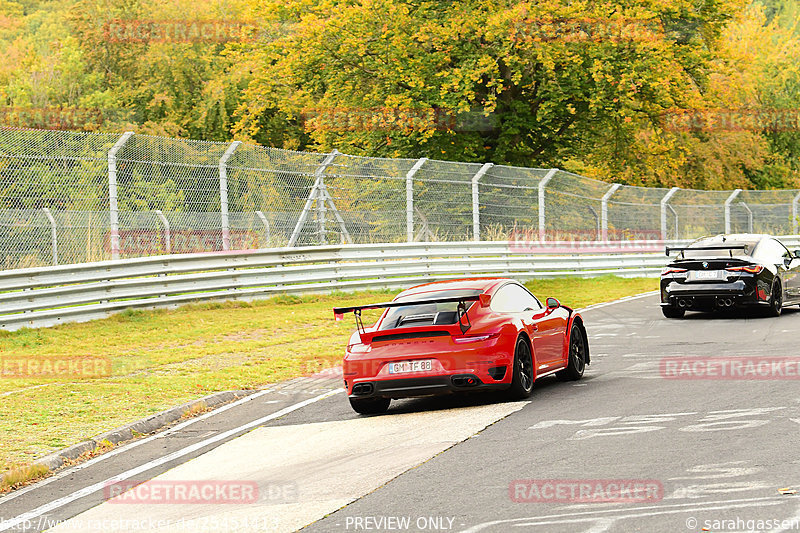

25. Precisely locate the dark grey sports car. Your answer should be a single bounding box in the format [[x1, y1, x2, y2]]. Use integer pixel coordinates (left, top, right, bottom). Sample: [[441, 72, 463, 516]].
[[660, 234, 800, 318]]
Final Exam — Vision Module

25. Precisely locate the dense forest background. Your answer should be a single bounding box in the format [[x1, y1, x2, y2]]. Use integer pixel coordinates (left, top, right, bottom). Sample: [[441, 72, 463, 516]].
[[0, 0, 799, 190]]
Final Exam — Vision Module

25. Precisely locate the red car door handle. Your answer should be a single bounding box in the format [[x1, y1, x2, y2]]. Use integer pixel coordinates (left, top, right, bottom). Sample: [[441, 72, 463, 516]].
[[532, 324, 538, 331]]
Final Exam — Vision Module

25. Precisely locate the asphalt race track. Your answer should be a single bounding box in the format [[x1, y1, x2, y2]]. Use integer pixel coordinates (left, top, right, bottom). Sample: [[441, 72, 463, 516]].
[[2, 292, 800, 533]]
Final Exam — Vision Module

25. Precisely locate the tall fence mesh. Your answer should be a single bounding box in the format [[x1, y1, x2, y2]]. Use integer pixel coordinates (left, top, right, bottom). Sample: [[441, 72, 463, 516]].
[[1, 127, 799, 270]]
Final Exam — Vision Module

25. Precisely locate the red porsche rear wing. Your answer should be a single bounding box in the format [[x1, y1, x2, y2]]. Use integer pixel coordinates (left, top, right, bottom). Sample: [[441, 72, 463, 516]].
[[333, 295, 484, 320], [333, 294, 489, 336]]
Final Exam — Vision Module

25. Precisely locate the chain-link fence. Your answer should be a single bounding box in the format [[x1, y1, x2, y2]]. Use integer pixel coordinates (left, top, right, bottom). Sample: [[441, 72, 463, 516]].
[[2, 127, 799, 270]]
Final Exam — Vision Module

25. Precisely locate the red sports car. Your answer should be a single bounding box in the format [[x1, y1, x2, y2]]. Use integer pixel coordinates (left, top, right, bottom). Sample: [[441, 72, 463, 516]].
[[333, 278, 589, 414]]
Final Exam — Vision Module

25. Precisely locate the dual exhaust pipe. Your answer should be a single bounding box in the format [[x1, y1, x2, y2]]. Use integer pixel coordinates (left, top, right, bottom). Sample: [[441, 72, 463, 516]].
[[451, 375, 481, 387], [675, 297, 735, 308], [716, 297, 734, 308]]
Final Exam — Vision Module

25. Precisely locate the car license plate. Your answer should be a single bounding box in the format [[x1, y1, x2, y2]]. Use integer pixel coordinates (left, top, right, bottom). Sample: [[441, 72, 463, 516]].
[[387, 359, 434, 374], [690, 270, 724, 281]]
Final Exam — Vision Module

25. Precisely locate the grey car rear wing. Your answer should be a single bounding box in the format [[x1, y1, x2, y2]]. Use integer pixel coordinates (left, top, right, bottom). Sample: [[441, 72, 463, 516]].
[[665, 245, 748, 258]]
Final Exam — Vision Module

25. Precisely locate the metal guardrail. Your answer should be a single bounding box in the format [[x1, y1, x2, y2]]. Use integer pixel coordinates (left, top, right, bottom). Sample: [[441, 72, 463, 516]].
[[2, 237, 799, 331]]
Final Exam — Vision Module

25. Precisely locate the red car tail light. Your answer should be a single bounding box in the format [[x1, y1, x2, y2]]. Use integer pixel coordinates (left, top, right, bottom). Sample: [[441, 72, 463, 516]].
[[661, 267, 688, 276], [725, 265, 763, 273], [452, 332, 500, 344]]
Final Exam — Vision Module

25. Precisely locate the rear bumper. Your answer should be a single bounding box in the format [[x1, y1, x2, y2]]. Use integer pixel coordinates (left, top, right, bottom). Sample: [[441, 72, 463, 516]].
[[661, 279, 763, 308], [348, 373, 509, 400]]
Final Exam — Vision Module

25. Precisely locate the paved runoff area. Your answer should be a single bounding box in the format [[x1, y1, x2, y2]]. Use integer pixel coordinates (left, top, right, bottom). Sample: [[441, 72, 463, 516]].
[[2, 292, 800, 533]]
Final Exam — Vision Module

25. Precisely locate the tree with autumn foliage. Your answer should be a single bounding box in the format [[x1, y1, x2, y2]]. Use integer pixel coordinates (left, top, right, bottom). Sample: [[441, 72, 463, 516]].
[[230, 0, 797, 191], [1, 0, 799, 190]]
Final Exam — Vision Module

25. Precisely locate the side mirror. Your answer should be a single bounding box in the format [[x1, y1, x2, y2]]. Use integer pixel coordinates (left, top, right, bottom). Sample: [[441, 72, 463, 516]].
[[546, 297, 561, 309]]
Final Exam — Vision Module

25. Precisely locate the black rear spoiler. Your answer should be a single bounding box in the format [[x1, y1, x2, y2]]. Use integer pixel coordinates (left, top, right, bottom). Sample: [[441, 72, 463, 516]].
[[334, 295, 484, 335], [665, 245, 748, 257]]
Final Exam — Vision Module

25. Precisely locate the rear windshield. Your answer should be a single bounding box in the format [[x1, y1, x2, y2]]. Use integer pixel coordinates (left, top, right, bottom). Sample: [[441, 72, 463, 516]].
[[678, 240, 758, 259], [379, 289, 481, 330]]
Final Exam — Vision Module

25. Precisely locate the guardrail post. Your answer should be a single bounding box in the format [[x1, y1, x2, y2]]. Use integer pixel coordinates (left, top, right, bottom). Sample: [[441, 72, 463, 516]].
[[255, 211, 271, 247], [41, 208, 58, 265], [601, 183, 621, 241], [406, 157, 427, 242], [153, 210, 171, 254], [108, 131, 134, 260], [219, 141, 242, 251], [724, 189, 742, 234], [538, 168, 558, 242], [289, 150, 339, 247], [660, 187, 680, 240], [471, 163, 494, 241], [792, 191, 800, 235]]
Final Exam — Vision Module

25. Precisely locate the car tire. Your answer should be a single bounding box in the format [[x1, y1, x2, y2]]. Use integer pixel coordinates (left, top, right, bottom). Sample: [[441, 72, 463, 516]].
[[662, 306, 685, 318], [507, 336, 534, 399], [557, 323, 587, 381], [767, 279, 783, 317], [349, 397, 390, 415]]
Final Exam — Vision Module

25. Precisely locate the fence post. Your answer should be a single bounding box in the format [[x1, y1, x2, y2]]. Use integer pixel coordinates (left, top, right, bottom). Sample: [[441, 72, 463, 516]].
[[793, 191, 800, 235], [660, 187, 680, 240], [219, 141, 242, 251], [587, 206, 599, 240], [255, 211, 271, 247], [108, 131, 134, 260], [667, 204, 679, 240], [153, 209, 171, 254], [471, 163, 494, 242], [538, 169, 558, 242], [41, 208, 57, 265], [739, 202, 753, 233], [406, 157, 427, 242], [724, 189, 742, 234], [601, 183, 621, 241], [288, 150, 340, 247]]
